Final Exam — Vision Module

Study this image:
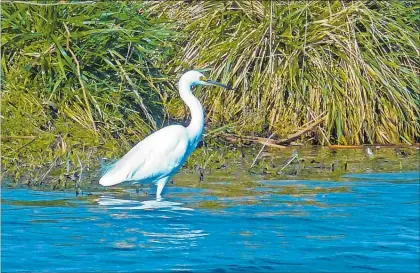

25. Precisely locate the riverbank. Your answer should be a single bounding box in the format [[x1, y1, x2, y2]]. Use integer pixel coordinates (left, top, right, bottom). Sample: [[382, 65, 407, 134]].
[[2, 145, 419, 198], [2, 1, 419, 188]]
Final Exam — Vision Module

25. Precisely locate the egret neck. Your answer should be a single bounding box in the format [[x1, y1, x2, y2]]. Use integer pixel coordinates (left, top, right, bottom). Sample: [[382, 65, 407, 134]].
[[179, 80, 204, 148]]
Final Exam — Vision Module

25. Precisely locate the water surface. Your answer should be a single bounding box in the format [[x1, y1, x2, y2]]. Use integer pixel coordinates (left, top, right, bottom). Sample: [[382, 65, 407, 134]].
[[2, 172, 419, 272]]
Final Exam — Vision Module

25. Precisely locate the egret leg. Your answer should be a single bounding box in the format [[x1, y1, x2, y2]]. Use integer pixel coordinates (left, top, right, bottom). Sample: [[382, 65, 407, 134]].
[[156, 177, 170, 199]]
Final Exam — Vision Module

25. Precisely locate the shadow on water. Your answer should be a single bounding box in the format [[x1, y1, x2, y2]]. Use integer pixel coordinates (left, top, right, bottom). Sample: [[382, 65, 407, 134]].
[[1, 170, 419, 272]]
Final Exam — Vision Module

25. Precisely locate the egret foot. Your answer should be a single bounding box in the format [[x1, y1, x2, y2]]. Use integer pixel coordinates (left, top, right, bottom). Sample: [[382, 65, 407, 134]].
[[199, 167, 204, 182]]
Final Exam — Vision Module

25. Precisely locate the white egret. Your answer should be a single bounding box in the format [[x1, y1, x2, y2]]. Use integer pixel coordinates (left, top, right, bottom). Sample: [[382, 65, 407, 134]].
[[99, 70, 231, 198]]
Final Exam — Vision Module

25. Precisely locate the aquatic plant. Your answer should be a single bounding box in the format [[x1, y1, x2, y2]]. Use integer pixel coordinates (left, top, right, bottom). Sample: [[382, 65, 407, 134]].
[[149, 0, 420, 145]]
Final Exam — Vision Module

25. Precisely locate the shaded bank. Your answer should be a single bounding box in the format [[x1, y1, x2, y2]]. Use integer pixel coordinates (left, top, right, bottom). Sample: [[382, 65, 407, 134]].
[[2, 146, 419, 196]]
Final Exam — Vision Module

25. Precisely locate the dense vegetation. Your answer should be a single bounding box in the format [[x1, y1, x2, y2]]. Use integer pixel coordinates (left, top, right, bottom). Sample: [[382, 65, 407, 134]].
[[1, 1, 175, 182], [151, 0, 420, 145], [1, 0, 419, 185]]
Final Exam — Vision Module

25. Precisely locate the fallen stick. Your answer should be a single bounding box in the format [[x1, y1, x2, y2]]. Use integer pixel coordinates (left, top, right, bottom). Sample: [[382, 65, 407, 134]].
[[221, 115, 326, 147], [1, 135, 36, 140], [223, 133, 277, 144], [16, 137, 38, 152], [251, 133, 275, 168], [279, 152, 299, 172], [328, 144, 419, 149], [222, 133, 286, 148], [277, 116, 326, 144]]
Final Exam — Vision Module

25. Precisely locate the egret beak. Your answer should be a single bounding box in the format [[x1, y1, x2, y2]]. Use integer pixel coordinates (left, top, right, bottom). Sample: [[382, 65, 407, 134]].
[[204, 80, 233, 90]]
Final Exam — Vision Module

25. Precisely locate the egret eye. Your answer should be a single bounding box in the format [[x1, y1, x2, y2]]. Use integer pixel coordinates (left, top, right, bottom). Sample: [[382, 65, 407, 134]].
[[199, 75, 208, 82]]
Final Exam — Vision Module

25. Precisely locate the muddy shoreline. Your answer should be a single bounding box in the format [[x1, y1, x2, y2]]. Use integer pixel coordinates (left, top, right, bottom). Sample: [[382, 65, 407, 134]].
[[3, 146, 419, 198]]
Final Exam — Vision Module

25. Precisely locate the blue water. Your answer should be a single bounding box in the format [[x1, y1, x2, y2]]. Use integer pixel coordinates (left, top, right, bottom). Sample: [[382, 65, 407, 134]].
[[2, 172, 419, 272]]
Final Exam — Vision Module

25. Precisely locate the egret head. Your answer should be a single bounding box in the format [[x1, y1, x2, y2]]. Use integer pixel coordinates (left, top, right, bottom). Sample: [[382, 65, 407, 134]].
[[180, 70, 232, 91]]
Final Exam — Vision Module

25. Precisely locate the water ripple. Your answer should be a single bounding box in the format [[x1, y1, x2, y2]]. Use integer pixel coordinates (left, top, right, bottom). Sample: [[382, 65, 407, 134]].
[[2, 172, 419, 272]]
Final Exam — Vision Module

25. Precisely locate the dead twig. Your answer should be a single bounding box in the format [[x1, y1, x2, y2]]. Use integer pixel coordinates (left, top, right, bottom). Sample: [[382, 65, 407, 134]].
[[328, 144, 419, 149], [251, 133, 275, 168], [1, 135, 36, 140], [223, 133, 286, 148], [223, 115, 326, 147], [277, 116, 326, 145], [40, 157, 58, 182], [279, 151, 299, 172], [16, 137, 38, 152]]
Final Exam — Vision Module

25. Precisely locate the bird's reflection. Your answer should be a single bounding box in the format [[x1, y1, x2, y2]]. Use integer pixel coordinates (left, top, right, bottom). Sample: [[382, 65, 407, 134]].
[[96, 195, 205, 250], [97, 195, 193, 211]]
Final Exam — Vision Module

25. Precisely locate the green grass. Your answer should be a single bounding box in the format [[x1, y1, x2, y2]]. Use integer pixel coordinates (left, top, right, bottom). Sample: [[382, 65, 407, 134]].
[[1, 1, 174, 182], [150, 0, 420, 145], [1, 0, 419, 186]]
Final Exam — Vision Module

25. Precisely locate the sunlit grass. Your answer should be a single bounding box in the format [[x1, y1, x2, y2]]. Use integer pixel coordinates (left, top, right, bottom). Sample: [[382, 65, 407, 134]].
[[1, 0, 419, 187], [150, 0, 420, 145], [2, 1, 173, 140], [1, 1, 174, 181]]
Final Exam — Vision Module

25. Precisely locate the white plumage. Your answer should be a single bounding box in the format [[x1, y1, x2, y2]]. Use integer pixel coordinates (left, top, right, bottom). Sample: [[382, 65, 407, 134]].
[[99, 70, 231, 198], [99, 125, 189, 185]]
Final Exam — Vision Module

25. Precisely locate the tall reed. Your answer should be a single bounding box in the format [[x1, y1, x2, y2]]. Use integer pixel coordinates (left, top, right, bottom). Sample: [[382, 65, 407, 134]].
[[150, 0, 420, 144]]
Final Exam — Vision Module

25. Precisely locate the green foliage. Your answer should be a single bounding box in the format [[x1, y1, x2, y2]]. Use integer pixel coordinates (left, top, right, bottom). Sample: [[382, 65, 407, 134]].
[[150, 0, 420, 145], [2, 0, 420, 187], [2, 0, 173, 136], [1, 1, 174, 181]]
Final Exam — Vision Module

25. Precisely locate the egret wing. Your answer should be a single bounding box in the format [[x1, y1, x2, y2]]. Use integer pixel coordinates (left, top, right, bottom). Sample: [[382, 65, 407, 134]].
[[99, 125, 189, 186]]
